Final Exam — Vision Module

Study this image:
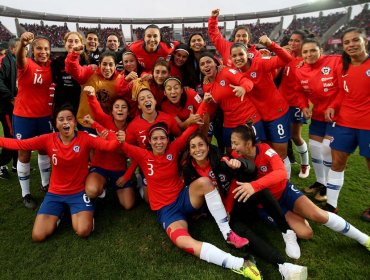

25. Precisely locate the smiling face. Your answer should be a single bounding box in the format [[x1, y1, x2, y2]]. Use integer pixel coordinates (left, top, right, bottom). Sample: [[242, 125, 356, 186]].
[[149, 129, 169, 155], [32, 39, 50, 65], [301, 42, 321, 64], [153, 65, 169, 86], [106, 35, 120, 52], [64, 33, 83, 53], [100, 56, 116, 79], [164, 79, 183, 105], [55, 110, 76, 140], [144, 28, 160, 52], [137, 89, 157, 114], [173, 50, 189, 67], [189, 34, 205, 53], [86, 33, 99, 52], [234, 29, 249, 44], [342, 30, 368, 59], [189, 136, 209, 163], [230, 46, 248, 69], [122, 53, 138, 73], [199, 56, 218, 79], [112, 99, 128, 122], [231, 132, 251, 157]]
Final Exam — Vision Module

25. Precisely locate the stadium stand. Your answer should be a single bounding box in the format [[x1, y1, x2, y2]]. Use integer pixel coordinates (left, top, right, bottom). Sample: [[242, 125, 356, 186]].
[[20, 23, 69, 47]]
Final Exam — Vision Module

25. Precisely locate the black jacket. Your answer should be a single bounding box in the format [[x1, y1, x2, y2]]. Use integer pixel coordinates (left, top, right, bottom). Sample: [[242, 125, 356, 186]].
[[0, 50, 17, 114], [183, 144, 256, 197]]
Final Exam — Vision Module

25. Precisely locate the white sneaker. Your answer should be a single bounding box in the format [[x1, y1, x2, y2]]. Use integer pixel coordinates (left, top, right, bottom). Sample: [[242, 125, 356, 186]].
[[298, 165, 310, 179], [279, 263, 307, 280], [282, 230, 301, 259]]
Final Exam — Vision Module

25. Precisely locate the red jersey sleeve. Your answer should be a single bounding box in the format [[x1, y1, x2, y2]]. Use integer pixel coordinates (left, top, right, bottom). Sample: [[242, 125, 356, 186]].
[[87, 94, 112, 126], [65, 52, 95, 85], [0, 134, 49, 151], [260, 42, 293, 72]]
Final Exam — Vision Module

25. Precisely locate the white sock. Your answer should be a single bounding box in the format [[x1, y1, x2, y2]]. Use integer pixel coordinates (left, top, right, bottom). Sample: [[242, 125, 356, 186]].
[[322, 139, 332, 185], [38, 154, 50, 187], [205, 188, 231, 240], [309, 139, 325, 185], [200, 242, 244, 269], [326, 169, 344, 208], [296, 141, 309, 165], [283, 157, 291, 179], [324, 212, 369, 245], [17, 160, 30, 197]]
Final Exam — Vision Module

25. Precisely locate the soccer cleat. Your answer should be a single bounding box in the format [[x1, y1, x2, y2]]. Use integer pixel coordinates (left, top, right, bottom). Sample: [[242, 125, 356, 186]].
[[322, 203, 338, 214], [282, 230, 301, 259], [314, 185, 327, 202], [40, 184, 49, 193], [278, 263, 308, 280], [361, 208, 370, 222], [0, 166, 10, 180], [23, 194, 37, 209], [364, 238, 370, 251], [303, 181, 324, 194], [227, 231, 249, 248], [298, 165, 310, 179], [232, 259, 262, 280]]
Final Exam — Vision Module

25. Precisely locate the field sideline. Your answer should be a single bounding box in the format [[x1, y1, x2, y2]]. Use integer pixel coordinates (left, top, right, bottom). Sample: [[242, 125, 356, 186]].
[[0, 125, 369, 280]]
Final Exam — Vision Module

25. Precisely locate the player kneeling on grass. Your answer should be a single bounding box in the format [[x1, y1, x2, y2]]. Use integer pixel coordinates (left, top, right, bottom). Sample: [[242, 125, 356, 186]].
[[230, 124, 370, 252], [119, 120, 261, 279], [0, 104, 123, 241]]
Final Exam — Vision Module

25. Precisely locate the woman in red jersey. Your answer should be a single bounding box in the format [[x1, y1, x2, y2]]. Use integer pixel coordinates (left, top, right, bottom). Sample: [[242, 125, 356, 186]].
[[128, 24, 178, 73], [65, 46, 122, 130], [168, 43, 191, 81], [208, 9, 261, 67], [83, 86, 136, 210], [279, 30, 311, 179], [13, 32, 53, 209], [229, 124, 370, 252], [229, 36, 293, 177], [120, 121, 261, 279], [294, 38, 341, 202], [0, 104, 122, 241], [324, 27, 370, 217], [149, 58, 170, 106], [161, 77, 202, 130]]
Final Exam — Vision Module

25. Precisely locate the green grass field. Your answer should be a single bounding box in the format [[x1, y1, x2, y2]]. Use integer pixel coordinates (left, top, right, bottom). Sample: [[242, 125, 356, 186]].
[[0, 126, 369, 280]]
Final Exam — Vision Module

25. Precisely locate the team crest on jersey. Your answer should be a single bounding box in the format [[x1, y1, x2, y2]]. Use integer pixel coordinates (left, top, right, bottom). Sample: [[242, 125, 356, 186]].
[[187, 105, 194, 112], [209, 170, 216, 179], [219, 174, 226, 182], [321, 66, 331, 75], [366, 69, 370, 77], [93, 54, 99, 59], [16, 133, 22, 140], [96, 89, 109, 104], [260, 165, 268, 172], [166, 154, 173, 161], [220, 80, 226, 86], [73, 145, 80, 153], [248, 53, 255, 59], [250, 72, 257, 78]]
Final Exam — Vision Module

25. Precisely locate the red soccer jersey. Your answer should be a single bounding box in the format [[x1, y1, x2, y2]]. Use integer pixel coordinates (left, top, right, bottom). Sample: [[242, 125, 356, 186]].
[[122, 125, 198, 210], [150, 83, 166, 106], [14, 58, 52, 118], [169, 60, 183, 81], [279, 55, 304, 107], [125, 111, 181, 148], [238, 43, 291, 121], [128, 40, 179, 72], [204, 67, 259, 127], [329, 58, 370, 130], [208, 16, 261, 67], [65, 52, 95, 85], [87, 94, 117, 131], [160, 88, 202, 121], [295, 55, 341, 122], [114, 76, 139, 119], [232, 143, 286, 201], [0, 132, 120, 195]]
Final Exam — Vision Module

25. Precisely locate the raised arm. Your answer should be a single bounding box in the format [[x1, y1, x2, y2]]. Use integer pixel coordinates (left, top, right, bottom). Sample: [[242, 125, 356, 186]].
[[16, 32, 34, 69]]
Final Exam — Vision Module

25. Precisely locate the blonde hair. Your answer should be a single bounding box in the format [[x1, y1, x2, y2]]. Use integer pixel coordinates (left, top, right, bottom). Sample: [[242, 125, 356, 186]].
[[63, 31, 84, 44]]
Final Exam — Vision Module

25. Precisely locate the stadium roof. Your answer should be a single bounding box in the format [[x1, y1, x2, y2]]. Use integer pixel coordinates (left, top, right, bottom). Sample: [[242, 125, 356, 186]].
[[0, 0, 368, 24]]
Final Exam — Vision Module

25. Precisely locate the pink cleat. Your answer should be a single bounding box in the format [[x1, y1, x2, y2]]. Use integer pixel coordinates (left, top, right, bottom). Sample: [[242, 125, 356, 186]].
[[227, 231, 249, 248]]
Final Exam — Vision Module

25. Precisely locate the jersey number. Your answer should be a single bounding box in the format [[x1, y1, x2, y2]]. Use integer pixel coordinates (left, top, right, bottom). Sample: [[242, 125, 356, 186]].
[[147, 163, 154, 176], [277, 124, 285, 136], [33, 73, 43, 85], [52, 154, 57, 166]]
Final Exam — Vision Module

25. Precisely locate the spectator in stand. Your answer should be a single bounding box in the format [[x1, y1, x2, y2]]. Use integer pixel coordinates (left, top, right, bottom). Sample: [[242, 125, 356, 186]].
[[208, 9, 261, 67], [0, 38, 20, 179], [13, 32, 53, 209], [324, 27, 370, 219], [80, 29, 101, 66], [51, 31, 84, 115]]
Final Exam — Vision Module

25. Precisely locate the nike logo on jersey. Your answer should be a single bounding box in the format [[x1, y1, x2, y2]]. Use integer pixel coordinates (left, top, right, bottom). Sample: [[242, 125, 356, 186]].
[[139, 130, 145, 134], [341, 74, 348, 77]]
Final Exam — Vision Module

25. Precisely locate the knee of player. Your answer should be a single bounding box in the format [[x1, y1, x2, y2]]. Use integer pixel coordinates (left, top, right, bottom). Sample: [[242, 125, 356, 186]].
[[75, 224, 93, 238], [296, 226, 314, 240], [85, 185, 100, 198], [197, 177, 215, 192], [32, 230, 48, 242]]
